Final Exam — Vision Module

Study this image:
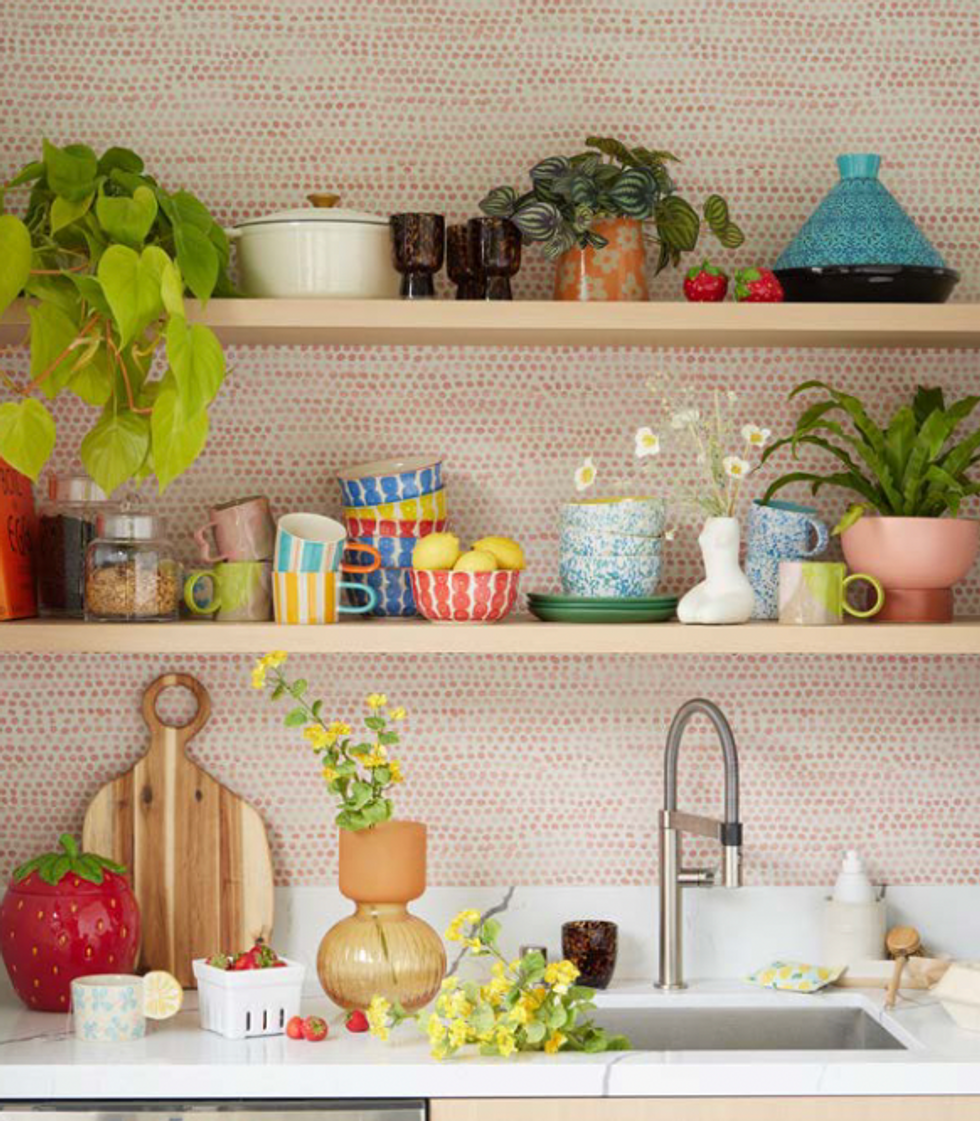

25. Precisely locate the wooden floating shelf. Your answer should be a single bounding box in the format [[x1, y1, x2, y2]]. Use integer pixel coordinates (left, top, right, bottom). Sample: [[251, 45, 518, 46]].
[[3, 300, 980, 349], [3, 617, 980, 655]]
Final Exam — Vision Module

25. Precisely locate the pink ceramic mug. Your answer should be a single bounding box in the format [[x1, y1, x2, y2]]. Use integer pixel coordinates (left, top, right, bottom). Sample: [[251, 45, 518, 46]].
[[194, 496, 275, 563]]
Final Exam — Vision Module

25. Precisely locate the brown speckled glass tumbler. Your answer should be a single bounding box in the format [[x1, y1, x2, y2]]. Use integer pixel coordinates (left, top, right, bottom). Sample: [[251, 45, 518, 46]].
[[390, 213, 445, 299], [562, 920, 618, 989], [447, 223, 486, 299], [467, 216, 521, 300]]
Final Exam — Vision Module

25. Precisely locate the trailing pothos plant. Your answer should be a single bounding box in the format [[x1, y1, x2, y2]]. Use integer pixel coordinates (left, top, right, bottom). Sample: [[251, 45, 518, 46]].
[[0, 140, 232, 494], [479, 135, 744, 267], [762, 382, 980, 533]]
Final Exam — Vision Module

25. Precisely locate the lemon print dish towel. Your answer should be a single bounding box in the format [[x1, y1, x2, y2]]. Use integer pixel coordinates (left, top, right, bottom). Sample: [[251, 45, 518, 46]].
[[747, 960, 844, 993]]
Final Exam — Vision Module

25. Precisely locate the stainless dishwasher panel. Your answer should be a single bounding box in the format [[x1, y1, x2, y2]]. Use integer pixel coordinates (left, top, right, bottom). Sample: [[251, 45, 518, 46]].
[[0, 1106, 424, 1121]]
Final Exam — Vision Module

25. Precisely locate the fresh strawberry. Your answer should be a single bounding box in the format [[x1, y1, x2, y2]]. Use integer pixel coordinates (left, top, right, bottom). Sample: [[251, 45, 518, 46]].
[[231, 949, 256, 970], [683, 260, 728, 302], [286, 1015, 305, 1040], [733, 267, 784, 303], [345, 1009, 369, 1033], [206, 952, 231, 970], [251, 941, 280, 968], [301, 1014, 328, 1042]]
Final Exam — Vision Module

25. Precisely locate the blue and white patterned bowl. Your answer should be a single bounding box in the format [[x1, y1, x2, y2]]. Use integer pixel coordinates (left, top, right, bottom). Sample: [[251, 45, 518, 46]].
[[344, 566, 417, 617], [350, 533, 417, 569], [560, 545, 663, 598], [561, 526, 662, 558], [338, 457, 443, 507], [562, 497, 667, 538]]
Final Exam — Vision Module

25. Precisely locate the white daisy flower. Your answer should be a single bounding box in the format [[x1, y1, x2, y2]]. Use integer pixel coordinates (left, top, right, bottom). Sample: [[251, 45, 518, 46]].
[[634, 427, 661, 458], [741, 424, 771, 448], [664, 528, 676, 542], [723, 455, 751, 478], [574, 457, 597, 492], [670, 408, 700, 429]]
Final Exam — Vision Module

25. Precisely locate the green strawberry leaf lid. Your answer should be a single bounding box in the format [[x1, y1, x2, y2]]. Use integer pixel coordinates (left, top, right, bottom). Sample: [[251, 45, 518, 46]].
[[13, 833, 127, 886]]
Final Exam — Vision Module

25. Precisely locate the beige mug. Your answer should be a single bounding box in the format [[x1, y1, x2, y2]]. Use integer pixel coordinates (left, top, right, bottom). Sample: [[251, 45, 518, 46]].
[[778, 561, 885, 625]]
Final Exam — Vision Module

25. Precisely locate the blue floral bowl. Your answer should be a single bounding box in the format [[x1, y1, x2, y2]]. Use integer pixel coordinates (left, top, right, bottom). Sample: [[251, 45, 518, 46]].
[[338, 456, 443, 507]]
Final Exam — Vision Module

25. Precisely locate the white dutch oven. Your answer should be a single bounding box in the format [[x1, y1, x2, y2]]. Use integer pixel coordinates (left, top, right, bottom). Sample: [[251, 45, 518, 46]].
[[228, 207, 399, 298]]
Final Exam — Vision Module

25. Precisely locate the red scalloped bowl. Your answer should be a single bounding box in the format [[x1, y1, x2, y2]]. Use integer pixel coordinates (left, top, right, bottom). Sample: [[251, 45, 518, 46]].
[[409, 569, 521, 623], [345, 516, 448, 539]]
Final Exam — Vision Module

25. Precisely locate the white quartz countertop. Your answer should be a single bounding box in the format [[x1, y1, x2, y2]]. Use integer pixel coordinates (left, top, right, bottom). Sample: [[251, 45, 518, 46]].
[[1, 980, 978, 1100]]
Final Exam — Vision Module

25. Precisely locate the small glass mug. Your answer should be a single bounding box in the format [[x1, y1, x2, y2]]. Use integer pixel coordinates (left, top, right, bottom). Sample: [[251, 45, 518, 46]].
[[778, 561, 884, 625]]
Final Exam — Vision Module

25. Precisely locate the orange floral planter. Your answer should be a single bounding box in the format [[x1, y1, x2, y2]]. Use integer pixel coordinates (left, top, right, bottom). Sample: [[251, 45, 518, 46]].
[[553, 217, 649, 301], [317, 820, 445, 1011]]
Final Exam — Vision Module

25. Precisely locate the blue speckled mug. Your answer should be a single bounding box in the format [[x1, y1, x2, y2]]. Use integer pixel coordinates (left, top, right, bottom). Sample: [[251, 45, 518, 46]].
[[746, 500, 829, 619]]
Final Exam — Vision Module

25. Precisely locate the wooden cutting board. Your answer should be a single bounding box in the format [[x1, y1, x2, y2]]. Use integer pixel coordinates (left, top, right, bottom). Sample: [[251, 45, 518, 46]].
[[82, 673, 274, 988]]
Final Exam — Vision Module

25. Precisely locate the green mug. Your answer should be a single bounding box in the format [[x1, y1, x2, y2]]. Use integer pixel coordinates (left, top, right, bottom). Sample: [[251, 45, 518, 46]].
[[184, 561, 272, 622], [778, 561, 884, 625]]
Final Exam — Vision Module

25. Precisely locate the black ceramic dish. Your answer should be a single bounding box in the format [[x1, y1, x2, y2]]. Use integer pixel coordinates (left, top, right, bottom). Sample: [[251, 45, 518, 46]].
[[774, 264, 960, 303]]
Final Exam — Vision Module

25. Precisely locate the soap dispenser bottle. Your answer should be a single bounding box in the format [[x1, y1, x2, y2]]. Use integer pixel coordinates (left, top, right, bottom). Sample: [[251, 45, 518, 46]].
[[823, 850, 886, 966]]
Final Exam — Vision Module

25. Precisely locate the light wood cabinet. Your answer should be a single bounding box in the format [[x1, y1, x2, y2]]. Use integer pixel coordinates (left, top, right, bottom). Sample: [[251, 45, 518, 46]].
[[431, 1098, 980, 1121]]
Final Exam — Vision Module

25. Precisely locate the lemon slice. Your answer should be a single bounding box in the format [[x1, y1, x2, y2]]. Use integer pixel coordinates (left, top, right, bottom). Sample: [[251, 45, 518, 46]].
[[143, 970, 183, 1019]]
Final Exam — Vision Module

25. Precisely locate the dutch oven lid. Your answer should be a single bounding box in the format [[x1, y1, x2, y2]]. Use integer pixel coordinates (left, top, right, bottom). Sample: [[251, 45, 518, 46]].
[[235, 207, 388, 229]]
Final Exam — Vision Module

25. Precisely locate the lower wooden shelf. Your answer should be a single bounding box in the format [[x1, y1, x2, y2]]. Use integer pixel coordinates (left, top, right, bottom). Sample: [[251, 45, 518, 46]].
[[1, 616, 978, 655]]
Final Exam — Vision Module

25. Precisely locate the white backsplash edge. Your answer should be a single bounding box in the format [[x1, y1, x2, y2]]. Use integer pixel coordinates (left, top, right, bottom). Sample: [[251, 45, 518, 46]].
[[274, 884, 980, 993]]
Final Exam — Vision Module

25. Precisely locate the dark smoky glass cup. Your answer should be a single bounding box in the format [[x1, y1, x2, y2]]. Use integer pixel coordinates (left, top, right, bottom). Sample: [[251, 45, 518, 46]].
[[446, 222, 486, 299], [389, 212, 445, 299], [562, 920, 618, 989], [467, 216, 521, 300]]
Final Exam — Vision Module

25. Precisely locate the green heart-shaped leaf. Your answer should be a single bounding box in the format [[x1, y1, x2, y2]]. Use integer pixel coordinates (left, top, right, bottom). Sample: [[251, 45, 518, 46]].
[[0, 398, 56, 480], [81, 409, 150, 495], [0, 215, 32, 316]]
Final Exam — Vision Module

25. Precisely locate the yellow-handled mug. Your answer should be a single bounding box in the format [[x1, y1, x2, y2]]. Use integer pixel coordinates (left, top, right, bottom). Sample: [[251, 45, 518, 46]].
[[273, 571, 378, 624], [778, 561, 884, 625]]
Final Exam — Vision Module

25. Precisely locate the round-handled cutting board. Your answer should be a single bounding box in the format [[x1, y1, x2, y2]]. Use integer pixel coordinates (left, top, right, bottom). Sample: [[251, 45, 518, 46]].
[[82, 673, 274, 988]]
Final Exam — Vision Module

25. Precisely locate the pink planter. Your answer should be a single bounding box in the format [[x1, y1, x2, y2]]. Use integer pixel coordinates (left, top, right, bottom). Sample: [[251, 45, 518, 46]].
[[409, 569, 521, 623], [841, 516, 979, 622]]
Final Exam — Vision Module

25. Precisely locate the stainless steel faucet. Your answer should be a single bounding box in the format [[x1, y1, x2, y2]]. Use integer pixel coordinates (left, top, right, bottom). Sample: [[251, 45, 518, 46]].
[[657, 698, 743, 990]]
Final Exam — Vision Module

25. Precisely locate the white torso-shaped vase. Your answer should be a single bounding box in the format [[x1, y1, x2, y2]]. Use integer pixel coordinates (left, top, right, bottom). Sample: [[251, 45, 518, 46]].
[[677, 516, 755, 625]]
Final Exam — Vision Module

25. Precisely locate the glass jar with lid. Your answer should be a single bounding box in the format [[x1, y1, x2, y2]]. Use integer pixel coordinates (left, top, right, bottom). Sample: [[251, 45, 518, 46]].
[[36, 475, 119, 617], [84, 513, 181, 622]]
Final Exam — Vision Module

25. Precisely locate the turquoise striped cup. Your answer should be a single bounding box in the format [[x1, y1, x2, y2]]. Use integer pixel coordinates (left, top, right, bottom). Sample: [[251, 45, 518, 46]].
[[275, 513, 380, 575]]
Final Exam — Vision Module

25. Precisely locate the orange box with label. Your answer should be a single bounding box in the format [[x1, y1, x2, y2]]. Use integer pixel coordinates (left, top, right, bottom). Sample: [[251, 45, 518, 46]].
[[0, 459, 37, 620]]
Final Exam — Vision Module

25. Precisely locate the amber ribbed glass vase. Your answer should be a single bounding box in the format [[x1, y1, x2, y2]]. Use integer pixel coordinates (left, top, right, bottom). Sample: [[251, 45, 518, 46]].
[[317, 820, 446, 1012]]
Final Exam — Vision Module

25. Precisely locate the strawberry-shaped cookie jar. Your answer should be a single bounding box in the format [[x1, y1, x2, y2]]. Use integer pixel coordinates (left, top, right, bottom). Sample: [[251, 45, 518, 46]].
[[0, 834, 140, 1011]]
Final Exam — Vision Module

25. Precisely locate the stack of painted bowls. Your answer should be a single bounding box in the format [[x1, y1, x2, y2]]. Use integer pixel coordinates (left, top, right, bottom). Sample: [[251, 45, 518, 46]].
[[560, 497, 666, 598], [338, 457, 446, 616]]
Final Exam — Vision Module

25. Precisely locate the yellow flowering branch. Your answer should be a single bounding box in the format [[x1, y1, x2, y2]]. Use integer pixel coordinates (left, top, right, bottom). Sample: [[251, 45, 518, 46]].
[[250, 654, 407, 831], [367, 910, 631, 1059]]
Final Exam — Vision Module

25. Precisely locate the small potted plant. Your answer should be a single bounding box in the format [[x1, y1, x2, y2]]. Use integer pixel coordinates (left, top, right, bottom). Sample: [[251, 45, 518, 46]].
[[0, 141, 232, 494], [251, 652, 445, 1011], [479, 136, 743, 301], [762, 382, 980, 622]]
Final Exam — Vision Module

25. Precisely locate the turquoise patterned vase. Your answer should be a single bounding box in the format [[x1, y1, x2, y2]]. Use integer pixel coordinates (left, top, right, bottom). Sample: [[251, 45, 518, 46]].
[[776, 154, 945, 269]]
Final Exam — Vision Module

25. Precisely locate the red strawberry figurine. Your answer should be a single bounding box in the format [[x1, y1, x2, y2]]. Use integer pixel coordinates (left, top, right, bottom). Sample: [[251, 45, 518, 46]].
[[286, 1015, 305, 1040], [733, 267, 784, 303], [345, 1008, 369, 1033], [301, 1014, 328, 1042], [683, 260, 729, 302], [0, 834, 140, 1011]]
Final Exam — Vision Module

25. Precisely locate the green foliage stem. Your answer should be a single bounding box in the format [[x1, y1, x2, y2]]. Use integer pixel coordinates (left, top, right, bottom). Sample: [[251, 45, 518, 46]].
[[0, 140, 232, 493]]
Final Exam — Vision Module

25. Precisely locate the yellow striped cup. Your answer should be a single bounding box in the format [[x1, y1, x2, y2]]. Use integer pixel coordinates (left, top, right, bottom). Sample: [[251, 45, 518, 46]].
[[273, 571, 377, 624]]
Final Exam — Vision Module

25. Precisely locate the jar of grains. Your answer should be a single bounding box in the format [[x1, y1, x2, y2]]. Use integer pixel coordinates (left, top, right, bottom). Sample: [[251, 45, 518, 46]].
[[36, 475, 119, 617], [84, 513, 181, 622]]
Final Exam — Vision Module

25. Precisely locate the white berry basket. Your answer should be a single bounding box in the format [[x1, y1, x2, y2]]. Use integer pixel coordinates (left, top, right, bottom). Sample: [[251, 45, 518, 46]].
[[192, 958, 306, 1039]]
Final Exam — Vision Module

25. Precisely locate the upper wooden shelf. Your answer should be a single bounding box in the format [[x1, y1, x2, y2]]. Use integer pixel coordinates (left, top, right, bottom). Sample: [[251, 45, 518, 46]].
[[3, 617, 979, 655], [3, 300, 980, 349]]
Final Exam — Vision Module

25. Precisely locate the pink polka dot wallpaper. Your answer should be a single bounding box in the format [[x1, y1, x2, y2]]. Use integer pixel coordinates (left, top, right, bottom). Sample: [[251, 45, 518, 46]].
[[1, 1, 979, 887]]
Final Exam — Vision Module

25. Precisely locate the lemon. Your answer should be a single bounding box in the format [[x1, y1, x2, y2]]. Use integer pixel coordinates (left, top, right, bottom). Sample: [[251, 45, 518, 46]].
[[412, 532, 461, 570], [471, 536, 525, 571], [453, 549, 498, 573], [142, 970, 183, 1019]]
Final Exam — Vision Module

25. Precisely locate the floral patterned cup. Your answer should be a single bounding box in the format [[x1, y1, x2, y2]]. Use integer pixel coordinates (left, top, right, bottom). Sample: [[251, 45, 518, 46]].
[[554, 217, 648, 301], [72, 972, 181, 1042]]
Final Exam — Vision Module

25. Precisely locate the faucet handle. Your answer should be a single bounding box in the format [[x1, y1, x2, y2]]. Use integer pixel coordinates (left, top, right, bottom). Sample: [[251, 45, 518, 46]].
[[678, 867, 715, 888]]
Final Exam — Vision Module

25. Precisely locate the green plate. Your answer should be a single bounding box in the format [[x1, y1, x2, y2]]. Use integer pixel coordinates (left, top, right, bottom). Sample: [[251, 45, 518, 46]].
[[528, 601, 677, 624], [528, 592, 678, 608]]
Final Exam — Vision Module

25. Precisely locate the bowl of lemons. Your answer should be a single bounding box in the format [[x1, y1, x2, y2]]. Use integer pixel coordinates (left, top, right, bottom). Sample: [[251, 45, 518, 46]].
[[409, 533, 524, 622]]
